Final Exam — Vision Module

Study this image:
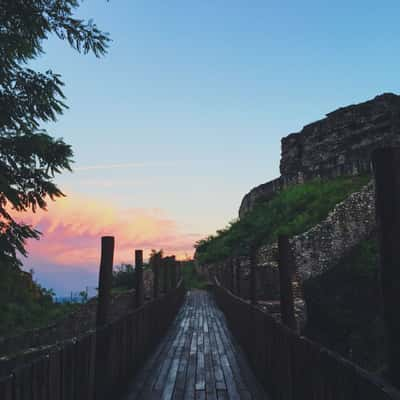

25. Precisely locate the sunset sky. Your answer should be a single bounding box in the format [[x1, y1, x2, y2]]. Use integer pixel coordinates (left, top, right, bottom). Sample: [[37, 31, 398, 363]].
[[22, 0, 400, 295]]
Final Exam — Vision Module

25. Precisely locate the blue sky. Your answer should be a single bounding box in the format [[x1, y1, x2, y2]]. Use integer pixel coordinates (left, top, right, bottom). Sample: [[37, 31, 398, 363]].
[[26, 0, 400, 294]]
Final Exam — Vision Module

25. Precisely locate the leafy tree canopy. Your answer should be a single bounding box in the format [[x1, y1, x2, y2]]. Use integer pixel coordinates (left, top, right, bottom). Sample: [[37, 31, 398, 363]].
[[0, 0, 110, 267]]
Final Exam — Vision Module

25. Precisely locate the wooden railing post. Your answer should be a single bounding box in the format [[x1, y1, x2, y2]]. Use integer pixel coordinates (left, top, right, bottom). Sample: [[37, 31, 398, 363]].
[[278, 235, 296, 330], [153, 252, 160, 298], [96, 236, 114, 327], [176, 261, 182, 282], [225, 262, 229, 289], [249, 248, 257, 305], [95, 236, 114, 400], [135, 249, 144, 308], [163, 257, 169, 293], [170, 256, 177, 288], [229, 257, 235, 292], [373, 147, 400, 386], [236, 258, 241, 297]]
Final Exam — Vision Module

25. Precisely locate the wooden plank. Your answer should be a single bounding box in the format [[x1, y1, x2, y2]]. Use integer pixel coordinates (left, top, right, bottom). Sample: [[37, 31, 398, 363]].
[[212, 288, 271, 400], [48, 350, 62, 400], [161, 299, 191, 399], [195, 331, 205, 391], [61, 341, 75, 400], [124, 295, 188, 399], [0, 374, 13, 400], [195, 390, 206, 400], [212, 309, 249, 393], [173, 296, 194, 400], [122, 290, 268, 400], [13, 365, 32, 400], [153, 307, 188, 393], [32, 356, 49, 400], [74, 334, 94, 399], [183, 303, 198, 400], [216, 389, 229, 400], [205, 293, 242, 400], [204, 326, 217, 400], [123, 319, 177, 398]]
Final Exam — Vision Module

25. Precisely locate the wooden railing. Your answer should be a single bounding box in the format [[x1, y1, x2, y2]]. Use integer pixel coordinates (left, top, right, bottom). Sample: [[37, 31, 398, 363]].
[[213, 280, 400, 400], [207, 147, 400, 396], [0, 238, 186, 400], [0, 281, 185, 400]]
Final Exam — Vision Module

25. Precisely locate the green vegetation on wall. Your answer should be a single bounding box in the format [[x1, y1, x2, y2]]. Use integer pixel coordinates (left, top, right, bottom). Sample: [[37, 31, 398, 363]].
[[195, 175, 370, 264]]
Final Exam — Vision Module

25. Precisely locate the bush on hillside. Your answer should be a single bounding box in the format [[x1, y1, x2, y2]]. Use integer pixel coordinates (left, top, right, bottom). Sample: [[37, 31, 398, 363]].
[[0, 265, 79, 336]]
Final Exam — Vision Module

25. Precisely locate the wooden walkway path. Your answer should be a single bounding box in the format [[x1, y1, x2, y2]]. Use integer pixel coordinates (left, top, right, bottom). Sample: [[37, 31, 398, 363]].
[[122, 290, 268, 400]]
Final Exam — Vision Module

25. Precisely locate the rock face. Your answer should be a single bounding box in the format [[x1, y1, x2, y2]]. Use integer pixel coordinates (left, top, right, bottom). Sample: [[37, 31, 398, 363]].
[[239, 93, 400, 218]]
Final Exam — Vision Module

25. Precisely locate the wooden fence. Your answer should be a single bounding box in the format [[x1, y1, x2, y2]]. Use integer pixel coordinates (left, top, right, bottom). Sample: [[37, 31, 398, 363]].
[[0, 281, 185, 400], [0, 237, 186, 400], [213, 280, 400, 400], [0, 289, 136, 361], [208, 148, 400, 397]]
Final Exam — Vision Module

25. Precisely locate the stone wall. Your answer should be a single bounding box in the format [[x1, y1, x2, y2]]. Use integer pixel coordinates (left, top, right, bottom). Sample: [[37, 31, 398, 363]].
[[255, 180, 376, 282], [281, 93, 400, 185], [239, 177, 282, 219], [291, 182, 376, 281], [239, 93, 400, 217]]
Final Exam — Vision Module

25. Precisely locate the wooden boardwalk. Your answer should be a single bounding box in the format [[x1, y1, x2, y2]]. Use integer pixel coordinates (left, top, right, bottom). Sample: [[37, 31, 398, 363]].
[[122, 290, 268, 400]]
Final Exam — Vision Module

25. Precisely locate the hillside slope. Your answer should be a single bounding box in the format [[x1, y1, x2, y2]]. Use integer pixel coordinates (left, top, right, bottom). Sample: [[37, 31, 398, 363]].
[[195, 175, 370, 264]]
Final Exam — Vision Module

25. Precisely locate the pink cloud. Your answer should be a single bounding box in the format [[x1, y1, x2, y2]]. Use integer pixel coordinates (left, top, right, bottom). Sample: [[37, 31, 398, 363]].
[[16, 194, 200, 272]]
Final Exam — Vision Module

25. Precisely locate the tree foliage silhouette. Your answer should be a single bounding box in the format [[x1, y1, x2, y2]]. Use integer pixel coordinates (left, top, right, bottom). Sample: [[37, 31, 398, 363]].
[[0, 0, 110, 267]]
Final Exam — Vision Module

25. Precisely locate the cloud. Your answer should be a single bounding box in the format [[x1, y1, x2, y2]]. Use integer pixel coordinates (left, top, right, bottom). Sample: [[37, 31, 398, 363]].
[[76, 179, 148, 188], [17, 194, 201, 275], [74, 161, 178, 171]]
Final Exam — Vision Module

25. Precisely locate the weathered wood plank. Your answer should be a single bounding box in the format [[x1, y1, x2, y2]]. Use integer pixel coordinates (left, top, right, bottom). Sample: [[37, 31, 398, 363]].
[[172, 298, 194, 400], [0, 374, 13, 400], [124, 300, 188, 399], [122, 290, 267, 400]]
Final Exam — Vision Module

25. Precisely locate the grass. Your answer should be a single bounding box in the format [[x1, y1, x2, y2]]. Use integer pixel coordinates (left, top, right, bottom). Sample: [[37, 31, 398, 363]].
[[195, 175, 370, 264], [181, 261, 208, 290]]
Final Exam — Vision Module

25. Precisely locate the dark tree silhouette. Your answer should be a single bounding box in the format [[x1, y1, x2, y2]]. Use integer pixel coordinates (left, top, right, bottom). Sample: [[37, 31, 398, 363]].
[[0, 0, 110, 267]]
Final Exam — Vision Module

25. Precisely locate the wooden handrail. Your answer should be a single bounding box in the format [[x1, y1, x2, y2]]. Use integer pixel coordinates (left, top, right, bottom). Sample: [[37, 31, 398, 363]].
[[213, 280, 400, 400]]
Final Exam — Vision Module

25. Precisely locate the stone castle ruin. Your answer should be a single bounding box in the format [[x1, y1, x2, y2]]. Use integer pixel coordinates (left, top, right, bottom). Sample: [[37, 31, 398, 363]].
[[226, 93, 400, 324], [239, 93, 400, 218]]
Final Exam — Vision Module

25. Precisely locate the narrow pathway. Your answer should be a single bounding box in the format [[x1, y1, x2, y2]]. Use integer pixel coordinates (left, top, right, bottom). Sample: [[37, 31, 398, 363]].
[[122, 290, 268, 400]]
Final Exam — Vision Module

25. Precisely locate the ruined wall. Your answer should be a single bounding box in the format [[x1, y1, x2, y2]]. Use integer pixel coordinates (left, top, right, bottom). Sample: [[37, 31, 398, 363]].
[[291, 182, 375, 281], [239, 93, 400, 217], [239, 177, 282, 218], [281, 93, 400, 185], [203, 181, 375, 300], [255, 181, 376, 282]]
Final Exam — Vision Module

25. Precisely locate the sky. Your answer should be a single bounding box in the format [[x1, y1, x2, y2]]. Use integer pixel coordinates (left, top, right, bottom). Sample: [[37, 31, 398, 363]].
[[20, 0, 400, 295]]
